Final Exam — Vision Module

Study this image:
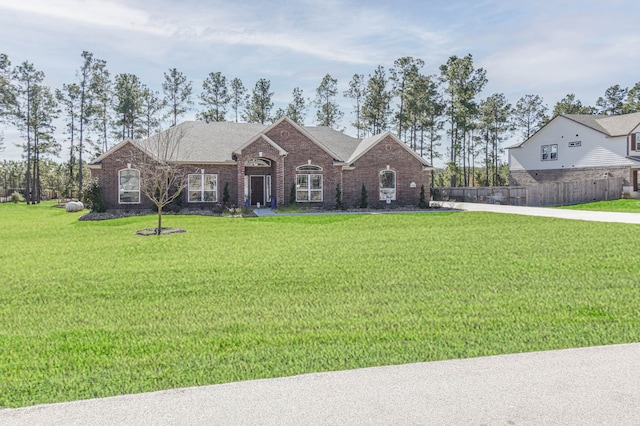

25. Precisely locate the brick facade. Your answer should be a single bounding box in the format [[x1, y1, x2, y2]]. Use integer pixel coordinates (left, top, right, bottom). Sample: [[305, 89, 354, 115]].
[[90, 120, 431, 210]]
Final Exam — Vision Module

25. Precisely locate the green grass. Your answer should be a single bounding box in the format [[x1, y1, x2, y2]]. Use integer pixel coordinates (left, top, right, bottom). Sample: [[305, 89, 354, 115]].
[[1, 202, 640, 408], [558, 198, 640, 212]]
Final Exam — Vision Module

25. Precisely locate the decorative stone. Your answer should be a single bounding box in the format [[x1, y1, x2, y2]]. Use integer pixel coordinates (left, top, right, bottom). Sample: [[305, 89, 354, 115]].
[[65, 201, 84, 212]]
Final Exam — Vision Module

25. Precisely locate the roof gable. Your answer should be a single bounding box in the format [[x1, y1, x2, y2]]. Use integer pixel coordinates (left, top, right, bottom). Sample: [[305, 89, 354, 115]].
[[233, 133, 287, 156], [347, 131, 432, 167], [508, 112, 640, 149]]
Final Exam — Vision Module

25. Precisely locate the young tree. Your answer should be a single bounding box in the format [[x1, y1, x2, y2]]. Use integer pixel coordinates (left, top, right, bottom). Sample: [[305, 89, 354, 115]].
[[513, 94, 548, 140], [314, 73, 343, 128], [552, 93, 593, 116], [362, 66, 392, 135], [198, 72, 230, 122], [229, 77, 247, 122], [124, 125, 190, 235], [162, 68, 193, 126], [596, 84, 627, 115], [343, 73, 367, 138], [244, 78, 273, 124], [624, 82, 640, 114], [391, 56, 424, 141]]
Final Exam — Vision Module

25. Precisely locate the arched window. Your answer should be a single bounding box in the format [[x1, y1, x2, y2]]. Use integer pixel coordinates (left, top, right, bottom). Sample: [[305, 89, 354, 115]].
[[119, 168, 140, 204], [296, 164, 323, 172], [379, 170, 396, 201], [245, 158, 271, 167], [296, 164, 323, 202]]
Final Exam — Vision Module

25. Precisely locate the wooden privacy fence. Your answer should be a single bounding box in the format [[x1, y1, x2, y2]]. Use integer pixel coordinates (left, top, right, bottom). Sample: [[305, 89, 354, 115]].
[[431, 177, 623, 207]]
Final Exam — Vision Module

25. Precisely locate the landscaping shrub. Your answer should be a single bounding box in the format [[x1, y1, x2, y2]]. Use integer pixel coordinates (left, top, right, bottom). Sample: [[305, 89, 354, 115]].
[[335, 183, 344, 210], [289, 183, 296, 205], [82, 180, 105, 213], [360, 183, 368, 208], [9, 191, 24, 203], [418, 184, 428, 208]]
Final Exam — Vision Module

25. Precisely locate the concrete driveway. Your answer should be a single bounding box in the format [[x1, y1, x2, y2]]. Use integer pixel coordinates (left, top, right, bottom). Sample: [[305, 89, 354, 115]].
[[1, 343, 639, 425], [437, 201, 640, 224]]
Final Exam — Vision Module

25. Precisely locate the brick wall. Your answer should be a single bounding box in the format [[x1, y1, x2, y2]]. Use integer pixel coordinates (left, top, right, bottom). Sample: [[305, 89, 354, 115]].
[[342, 135, 430, 208], [265, 122, 340, 208]]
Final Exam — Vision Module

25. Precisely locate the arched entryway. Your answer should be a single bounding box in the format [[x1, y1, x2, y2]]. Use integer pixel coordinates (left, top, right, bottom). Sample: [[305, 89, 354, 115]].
[[244, 158, 274, 207]]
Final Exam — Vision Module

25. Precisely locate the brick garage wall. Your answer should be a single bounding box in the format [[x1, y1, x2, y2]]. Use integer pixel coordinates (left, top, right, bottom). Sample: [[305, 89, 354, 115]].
[[510, 166, 632, 186], [342, 135, 430, 208], [265, 122, 340, 208]]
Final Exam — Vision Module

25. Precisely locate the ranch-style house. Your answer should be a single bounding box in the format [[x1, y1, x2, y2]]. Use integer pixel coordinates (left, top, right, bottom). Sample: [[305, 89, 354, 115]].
[[88, 117, 433, 210]]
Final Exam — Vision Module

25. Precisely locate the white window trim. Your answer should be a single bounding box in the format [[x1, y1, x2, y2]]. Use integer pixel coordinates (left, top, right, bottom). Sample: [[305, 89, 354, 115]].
[[379, 169, 397, 201], [118, 168, 140, 204], [296, 173, 323, 202], [541, 144, 558, 161], [187, 173, 218, 203]]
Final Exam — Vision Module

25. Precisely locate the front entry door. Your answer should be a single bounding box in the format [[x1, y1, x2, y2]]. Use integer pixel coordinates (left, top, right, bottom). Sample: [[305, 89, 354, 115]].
[[250, 176, 264, 206]]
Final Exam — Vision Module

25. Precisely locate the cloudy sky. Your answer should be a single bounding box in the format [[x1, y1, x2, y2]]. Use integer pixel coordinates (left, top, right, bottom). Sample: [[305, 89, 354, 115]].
[[1, 0, 639, 162]]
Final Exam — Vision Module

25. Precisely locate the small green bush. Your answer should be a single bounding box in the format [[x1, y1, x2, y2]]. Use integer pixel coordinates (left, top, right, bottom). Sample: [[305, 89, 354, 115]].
[[360, 184, 368, 208], [9, 191, 24, 203], [289, 183, 296, 205], [223, 182, 230, 207], [335, 183, 344, 210], [82, 181, 106, 213], [418, 184, 428, 209]]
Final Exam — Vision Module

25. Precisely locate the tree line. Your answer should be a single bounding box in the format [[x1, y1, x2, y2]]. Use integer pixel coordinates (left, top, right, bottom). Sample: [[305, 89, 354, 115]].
[[2, 50, 640, 202]]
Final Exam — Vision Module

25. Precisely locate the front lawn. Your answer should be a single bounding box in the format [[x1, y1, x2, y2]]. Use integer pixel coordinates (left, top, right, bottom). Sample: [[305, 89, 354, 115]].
[[1, 202, 639, 408], [557, 198, 640, 212]]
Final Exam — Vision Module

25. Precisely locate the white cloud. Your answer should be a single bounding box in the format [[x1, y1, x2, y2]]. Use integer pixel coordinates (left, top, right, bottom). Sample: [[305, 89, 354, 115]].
[[0, 0, 166, 34]]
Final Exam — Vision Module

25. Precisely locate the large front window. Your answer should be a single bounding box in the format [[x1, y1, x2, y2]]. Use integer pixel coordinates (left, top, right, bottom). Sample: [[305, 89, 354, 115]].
[[188, 173, 217, 202], [119, 169, 140, 204], [296, 174, 323, 202], [541, 144, 558, 161], [380, 170, 396, 200]]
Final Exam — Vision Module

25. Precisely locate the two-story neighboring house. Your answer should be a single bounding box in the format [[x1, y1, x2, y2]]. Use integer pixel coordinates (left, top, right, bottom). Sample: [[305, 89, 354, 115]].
[[507, 112, 640, 196]]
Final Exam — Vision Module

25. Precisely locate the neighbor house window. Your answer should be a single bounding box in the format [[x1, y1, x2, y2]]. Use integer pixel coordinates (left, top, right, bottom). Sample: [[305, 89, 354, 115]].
[[119, 169, 140, 204], [541, 144, 558, 161], [380, 170, 396, 200], [296, 165, 322, 202], [188, 173, 217, 202]]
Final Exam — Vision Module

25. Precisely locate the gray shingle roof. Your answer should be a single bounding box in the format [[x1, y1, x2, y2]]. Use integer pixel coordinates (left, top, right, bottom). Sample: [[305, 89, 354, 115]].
[[90, 119, 432, 167], [564, 112, 640, 137]]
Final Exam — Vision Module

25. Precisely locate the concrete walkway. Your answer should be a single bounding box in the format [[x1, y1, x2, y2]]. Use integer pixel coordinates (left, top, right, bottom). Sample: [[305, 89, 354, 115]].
[[2, 343, 639, 425]]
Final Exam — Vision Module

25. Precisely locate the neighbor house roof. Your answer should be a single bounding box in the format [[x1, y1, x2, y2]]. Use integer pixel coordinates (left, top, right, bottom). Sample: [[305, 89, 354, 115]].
[[89, 119, 433, 167], [507, 112, 640, 149]]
